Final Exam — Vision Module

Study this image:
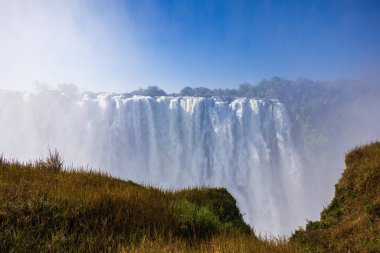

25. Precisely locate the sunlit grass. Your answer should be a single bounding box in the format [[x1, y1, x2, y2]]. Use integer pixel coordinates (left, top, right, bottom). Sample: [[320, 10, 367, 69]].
[[2, 142, 379, 251], [291, 142, 380, 252], [0, 153, 302, 252]]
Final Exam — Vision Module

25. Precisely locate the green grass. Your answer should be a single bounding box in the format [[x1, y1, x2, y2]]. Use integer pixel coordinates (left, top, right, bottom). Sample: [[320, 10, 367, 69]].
[[0, 153, 302, 252], [291, 142, 380, 252]]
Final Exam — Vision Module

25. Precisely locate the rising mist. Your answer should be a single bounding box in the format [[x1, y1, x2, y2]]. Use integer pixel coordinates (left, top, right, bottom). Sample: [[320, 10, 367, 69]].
[[1, 77, 379, 235]]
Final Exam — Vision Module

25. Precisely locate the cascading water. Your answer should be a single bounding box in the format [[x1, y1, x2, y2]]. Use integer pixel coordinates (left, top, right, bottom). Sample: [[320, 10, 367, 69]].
[[0, 89, 305, 235]]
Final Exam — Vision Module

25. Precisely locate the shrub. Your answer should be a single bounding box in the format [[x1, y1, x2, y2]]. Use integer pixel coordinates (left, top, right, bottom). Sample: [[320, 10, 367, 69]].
[[45, 148, 64, 171], [194, 207, 221, 237], [170, 200, 221, 238], [37, 148, 64, 171]]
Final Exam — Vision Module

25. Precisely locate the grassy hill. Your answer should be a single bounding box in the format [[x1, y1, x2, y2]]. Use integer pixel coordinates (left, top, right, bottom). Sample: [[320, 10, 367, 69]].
[[3, 142, 379, 252], [0, 151, 301, 252], [291, 142, 380, 252]]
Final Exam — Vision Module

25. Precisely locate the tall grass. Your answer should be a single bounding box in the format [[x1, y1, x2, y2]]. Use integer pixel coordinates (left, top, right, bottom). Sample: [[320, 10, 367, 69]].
[[291, 142, 380, 252], [0, 153, 303, 252], [3, 142, 379, 252]]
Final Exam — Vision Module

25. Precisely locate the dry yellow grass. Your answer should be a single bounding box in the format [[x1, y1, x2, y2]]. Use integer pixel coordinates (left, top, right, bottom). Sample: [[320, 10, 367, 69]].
[[3, 142, 379, 252], [291, 142, 380, 252], [0, 154, 303, 252]]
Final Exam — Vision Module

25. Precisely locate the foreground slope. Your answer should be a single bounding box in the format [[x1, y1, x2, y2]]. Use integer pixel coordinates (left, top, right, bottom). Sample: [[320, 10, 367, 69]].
[[0, 155, 301, 252], [292, 142, 380, 252]]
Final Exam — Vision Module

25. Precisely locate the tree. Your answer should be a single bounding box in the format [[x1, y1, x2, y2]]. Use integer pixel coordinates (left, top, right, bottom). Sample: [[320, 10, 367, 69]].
[[131, 86, 167, 97], [180, 87, 195, 96]]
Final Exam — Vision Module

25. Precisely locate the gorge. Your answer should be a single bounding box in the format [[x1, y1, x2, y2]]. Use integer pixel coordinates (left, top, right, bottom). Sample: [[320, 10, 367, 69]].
[[1, 78, 379, 235]]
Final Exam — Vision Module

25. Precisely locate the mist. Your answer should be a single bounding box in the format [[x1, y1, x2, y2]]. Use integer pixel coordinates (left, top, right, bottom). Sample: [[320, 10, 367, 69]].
[[297, 78, 380, 217], [0, 0, 144, 92], [0, 77, 379, 235], [2, 1, 379, 92]]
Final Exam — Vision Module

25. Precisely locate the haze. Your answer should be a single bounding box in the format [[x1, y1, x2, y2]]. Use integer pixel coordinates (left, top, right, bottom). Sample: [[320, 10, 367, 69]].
[[1, 0, 380, 92]]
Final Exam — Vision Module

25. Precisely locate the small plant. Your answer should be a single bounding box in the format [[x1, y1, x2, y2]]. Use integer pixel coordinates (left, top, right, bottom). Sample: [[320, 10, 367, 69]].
[[194, 206, 221, 237], [46, 148, 64, 171], [37, 148, 64, 171], [170, 200, 221, 238]]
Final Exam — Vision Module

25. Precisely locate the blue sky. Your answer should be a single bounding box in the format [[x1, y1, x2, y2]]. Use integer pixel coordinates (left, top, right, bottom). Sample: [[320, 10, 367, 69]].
[[0, 0, 379, 92]]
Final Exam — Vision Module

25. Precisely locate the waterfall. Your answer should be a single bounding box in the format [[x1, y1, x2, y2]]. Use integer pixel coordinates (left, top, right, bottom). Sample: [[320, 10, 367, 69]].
[[0, 89, 305, 235]]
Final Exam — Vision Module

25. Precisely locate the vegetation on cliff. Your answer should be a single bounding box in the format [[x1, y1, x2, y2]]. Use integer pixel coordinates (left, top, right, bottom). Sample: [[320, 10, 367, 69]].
[[2, 141, 380, 252], [0, 152, 301, 252], [291, 142, 380, 252]]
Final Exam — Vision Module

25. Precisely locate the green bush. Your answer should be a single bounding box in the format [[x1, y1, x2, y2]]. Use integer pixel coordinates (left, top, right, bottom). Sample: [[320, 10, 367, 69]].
[[170, 200, 221, 238], [175, 188, 252, 233], [195, 207, 221, 237]]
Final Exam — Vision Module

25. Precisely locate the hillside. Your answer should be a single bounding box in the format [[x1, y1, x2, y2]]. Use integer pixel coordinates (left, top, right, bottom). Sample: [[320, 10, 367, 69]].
[[291, 142, 380, 252], [3, 142, 379, 252], [0, 152, 301, 252]]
